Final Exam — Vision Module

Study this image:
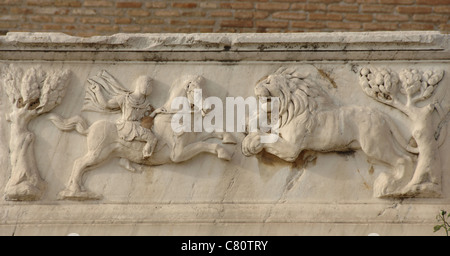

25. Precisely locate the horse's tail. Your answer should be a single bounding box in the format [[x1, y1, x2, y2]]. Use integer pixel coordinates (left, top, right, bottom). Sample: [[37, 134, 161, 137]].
[[47, 113, 90, 135]]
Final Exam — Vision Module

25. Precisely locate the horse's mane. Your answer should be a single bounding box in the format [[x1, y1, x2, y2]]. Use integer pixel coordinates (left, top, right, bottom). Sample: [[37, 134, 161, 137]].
[[271, 67, 335, 130]]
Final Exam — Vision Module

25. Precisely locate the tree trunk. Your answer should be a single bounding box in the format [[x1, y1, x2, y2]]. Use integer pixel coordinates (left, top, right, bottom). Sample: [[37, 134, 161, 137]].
[[4, 106, 45, 201], [406, 106, 442, 197]]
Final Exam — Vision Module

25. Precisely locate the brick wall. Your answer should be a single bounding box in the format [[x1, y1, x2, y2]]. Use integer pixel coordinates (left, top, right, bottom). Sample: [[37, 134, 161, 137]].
[[0, 0, 449, 36]]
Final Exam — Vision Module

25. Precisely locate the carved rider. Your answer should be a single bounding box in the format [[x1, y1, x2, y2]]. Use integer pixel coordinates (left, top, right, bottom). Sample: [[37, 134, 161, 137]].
[[92, 75, 158, 158]]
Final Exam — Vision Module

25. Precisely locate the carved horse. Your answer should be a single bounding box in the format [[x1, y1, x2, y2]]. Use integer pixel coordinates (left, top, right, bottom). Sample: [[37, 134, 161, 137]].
[[49, 75, 236, 200]]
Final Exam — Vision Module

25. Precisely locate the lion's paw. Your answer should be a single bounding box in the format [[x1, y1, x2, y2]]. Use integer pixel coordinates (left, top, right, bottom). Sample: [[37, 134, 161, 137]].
[[242, 133, 263, 156]]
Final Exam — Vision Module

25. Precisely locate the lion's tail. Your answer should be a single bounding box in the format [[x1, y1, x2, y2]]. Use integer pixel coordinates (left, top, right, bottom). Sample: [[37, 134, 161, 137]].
[[385, 117, 419, 154], [47, 113, 89, 135]]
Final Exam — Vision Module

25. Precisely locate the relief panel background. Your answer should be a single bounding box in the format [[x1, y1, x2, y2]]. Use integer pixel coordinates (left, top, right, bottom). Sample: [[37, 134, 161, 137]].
[[1, 61, 448, 205]]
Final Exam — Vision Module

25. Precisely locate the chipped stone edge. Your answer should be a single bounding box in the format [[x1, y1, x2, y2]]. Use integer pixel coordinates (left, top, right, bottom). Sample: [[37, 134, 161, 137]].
[[0, 31, 447, 52]]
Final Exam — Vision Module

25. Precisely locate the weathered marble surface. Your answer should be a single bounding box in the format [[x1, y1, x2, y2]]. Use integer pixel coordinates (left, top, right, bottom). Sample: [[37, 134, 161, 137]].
[[0, 32, 449, 236]]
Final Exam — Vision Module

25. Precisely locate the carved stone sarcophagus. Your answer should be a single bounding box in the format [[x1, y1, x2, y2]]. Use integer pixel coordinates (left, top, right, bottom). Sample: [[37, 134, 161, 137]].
[[0, 32, 449, 235]]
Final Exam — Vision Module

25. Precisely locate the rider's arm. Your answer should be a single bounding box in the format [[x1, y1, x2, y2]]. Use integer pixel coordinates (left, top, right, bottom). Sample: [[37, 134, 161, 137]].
[[91, 84, 120, 109], [149, 107, 167, 118]]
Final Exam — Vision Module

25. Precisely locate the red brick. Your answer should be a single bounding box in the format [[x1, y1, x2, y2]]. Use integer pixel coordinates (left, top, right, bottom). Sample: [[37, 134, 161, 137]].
[[0, 15, 22, 21], [64, 25, 76, 30], [356, 0, 378, 3], [100, 9, 123, 16], [84, 0, 113, 7], [235, 11, 269, 19], [256, 3, 290, 10], [154, 10, 181, 17], [199, 2, 218, 8], [309, 0, 341, 2], [440, 24, 450, 32], [80, 17, 110, 24], [345, 14, 373, 22], [199, 28, 214, 33], [9, 7, 33, 14], [145, 2, 166, 9], [181, 11, 206, 17], [188, 19, 216, 26], [255, 20, 289, 28], [221, 3, 254, 9], [72, 9, 97, 15], [292, 21, 327, 29], [310, 13, 343, 21], [328, 4, 359, 12], [361, 5, 395, 13], [170, 19, 186, 26], [42, 24, 62, 30], [116, 2, 142, 8], [0, 0, 22, 4], [30, 15, 52, 23], [327, 22, 361, 30], [115, 17, 132, 24], [221, 20, 253, 28], [55, 0, 82, 7], [121, 25, 141, 32], [135, 18, 165, 25], [54, 16, 77, 23], [292, 3, 327, 11], [34, 8, 69, 15], [399, 23, 435, 30], [142, 27, 165, 33], [17, 23, 37, 29], [374, 14, 409, 22], [379, 0, 415, 4], [94, 25, 119, 32], [235, 11, 254, 19], [413, 14, 448, 23], [363, 22, 398, 30], [435, 6, 450, 14], [172, 2, 197, 8], [397, 6, 433, 14], [128, 9, 150, 16], [26, 0, 53, 6], [417, 0, 450, 4], [210, 11, 233, 17], [272, 12, 307, 20]]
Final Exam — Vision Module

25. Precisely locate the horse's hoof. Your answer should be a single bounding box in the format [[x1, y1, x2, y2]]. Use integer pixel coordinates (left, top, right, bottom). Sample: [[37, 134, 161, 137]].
[[217, 148, 232, 161], [57, 188, 102, 201], [222, 134, 237, 144]]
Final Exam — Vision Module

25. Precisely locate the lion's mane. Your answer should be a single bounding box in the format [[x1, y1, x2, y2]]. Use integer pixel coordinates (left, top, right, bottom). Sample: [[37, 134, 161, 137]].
[[262, 67, 335, 131]]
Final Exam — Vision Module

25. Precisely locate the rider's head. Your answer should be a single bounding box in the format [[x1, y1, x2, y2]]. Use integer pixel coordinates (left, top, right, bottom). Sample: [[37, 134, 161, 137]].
[[134, 76, 153, 96]]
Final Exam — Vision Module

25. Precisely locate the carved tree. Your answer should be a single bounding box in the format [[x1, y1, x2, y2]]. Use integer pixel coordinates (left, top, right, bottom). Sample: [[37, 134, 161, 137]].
[[359, 67, 445, 197], [1, 65, 71, 200]]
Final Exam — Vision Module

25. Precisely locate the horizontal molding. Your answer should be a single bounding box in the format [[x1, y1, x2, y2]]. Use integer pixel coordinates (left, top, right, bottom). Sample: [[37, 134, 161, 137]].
[[0, 202, 447, 225], [0, 32, 448, 61]]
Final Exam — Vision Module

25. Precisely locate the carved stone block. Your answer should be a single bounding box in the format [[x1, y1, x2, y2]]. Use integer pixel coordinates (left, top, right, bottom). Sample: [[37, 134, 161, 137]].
[[0, 32, 449, 235]]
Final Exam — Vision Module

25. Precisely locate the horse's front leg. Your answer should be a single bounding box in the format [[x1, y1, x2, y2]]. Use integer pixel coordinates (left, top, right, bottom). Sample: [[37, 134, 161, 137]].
[[242, 132, 301, 162], [171, 141, 232, 163]]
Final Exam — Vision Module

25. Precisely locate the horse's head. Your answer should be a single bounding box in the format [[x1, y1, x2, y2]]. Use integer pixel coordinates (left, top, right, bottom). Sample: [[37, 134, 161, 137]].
[[184, 75, 204, 107], [166, 75, 209, 116]]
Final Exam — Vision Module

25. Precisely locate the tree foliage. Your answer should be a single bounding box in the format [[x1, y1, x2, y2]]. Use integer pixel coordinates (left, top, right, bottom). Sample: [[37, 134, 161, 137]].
[[2, 65, 71, 115]]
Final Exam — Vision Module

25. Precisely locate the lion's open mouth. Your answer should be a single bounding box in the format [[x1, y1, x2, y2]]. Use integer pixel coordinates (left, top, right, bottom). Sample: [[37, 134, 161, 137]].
[[258, 94, 273, 113]]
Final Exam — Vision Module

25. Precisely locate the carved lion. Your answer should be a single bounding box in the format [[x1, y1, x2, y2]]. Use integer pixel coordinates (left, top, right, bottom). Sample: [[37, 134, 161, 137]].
[[242, 67, 418, 197]]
